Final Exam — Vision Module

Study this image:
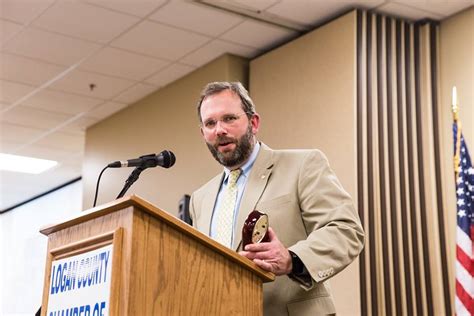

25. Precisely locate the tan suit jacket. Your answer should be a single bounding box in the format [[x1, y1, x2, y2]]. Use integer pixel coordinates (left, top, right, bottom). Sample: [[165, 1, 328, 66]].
[[190, 144, 364, 315]]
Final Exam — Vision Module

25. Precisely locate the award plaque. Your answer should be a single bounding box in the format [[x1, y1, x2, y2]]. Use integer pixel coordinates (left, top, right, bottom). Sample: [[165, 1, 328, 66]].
[[242, 210, 270, 248]]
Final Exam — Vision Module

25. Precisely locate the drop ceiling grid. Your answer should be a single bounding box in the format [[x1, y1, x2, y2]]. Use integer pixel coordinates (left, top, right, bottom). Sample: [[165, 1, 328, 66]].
[[21, 89, 104, 115], [30, 1, 141, 44], [0, 0, 275, 125]]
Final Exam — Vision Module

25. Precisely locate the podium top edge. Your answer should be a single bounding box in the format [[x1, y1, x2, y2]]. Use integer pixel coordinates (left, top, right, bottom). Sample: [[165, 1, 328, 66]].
[[39, 195, 275, 282]]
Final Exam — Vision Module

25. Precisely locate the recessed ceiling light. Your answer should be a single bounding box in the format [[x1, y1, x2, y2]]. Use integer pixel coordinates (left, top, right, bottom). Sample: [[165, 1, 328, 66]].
[[0, 153, 58, 174]]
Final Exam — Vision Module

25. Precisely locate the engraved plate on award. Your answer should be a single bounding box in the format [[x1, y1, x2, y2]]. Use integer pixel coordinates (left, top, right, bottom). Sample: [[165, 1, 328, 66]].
[[242, 210, 269, 248]]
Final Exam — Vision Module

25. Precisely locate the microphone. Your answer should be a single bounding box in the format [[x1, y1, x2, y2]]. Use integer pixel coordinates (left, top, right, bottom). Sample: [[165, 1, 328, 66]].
[[108, 150, 176, 169]]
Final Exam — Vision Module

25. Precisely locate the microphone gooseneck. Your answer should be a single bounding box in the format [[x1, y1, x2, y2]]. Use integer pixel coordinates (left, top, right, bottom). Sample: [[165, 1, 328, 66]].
[[93, 150, 176, 206]]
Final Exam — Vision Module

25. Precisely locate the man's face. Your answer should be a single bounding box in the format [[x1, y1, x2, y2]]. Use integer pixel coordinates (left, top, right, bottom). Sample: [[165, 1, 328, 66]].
[[200, 90, 260, 169]]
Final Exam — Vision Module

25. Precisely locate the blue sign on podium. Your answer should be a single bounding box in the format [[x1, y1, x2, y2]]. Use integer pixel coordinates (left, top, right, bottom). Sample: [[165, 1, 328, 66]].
[[47, 244, 113, 316]]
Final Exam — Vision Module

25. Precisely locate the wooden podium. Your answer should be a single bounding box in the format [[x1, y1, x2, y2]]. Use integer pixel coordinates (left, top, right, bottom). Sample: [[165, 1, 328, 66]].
[[39, 195, 274, 315]]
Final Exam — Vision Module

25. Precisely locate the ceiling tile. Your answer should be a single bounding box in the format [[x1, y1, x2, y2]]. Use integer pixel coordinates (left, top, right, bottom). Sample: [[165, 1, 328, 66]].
[[113, 83, 158, 104], [0, 80, 36, 104], [61, 116, 100, 133], [3, 28, 101, 66], [0, 0, 54, 24], [0, 140, 21, 153], [0, 105, 74, 130], [390, 0, 474, 17], [226, 0, 280, 11], [111, 20, 210, 61], [219, 19, 297, 49], [0, 122, 46, 144], [181, 39, 259, 66], [0, 19, 23, 46], [85, 101, 130, 120], [21, 89, 103, 115], [145, 63, 196, 87], [35, 130, 85, 152], [49, 69, 136, 99], [376, 1, 444, 20], [32, 2, 139, 44], [79, 47, 169, 81], [0, 53, 66, 86], [84, 0, 167, 18], [266, 0, 384, 26], [149, 1, 243, 37], [15, 144, 77, 161]]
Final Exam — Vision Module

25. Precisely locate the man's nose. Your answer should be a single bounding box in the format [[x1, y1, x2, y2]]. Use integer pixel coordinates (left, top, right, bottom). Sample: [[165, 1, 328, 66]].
[[215, 120, 228, 135]]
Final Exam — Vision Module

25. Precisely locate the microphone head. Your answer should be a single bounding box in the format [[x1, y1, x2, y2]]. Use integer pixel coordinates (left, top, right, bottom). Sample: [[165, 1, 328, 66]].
[[161, 150, 176, 168]]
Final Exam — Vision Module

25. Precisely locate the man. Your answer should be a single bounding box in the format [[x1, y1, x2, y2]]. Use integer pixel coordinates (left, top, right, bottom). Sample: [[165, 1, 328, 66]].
[[190, 82, 364, 315]]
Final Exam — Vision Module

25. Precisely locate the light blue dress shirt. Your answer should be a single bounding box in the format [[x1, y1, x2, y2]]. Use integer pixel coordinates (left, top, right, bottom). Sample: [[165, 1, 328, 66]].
[[210, 142, 261, 247]]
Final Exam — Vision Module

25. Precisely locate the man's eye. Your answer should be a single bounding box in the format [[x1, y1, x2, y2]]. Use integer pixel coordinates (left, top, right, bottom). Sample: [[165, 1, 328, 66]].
[[223, 115, 238, 123], [205, 120, 216, 128]]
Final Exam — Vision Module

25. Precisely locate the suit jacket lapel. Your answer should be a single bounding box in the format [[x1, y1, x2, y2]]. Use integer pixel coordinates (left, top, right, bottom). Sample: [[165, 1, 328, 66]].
[[234, 144, 274, 250], [201, 173, 224, 235]]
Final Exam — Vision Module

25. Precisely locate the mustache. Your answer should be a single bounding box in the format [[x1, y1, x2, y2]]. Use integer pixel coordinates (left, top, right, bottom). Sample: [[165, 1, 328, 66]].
[[215, 136, 237, 145]]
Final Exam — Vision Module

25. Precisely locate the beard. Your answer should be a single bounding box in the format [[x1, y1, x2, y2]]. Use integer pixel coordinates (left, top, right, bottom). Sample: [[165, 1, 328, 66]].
[[206, 124, 254, 168]]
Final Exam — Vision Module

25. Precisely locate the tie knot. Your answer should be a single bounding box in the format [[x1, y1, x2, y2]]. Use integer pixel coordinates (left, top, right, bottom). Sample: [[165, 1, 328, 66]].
[[228, 169, 241, 185]]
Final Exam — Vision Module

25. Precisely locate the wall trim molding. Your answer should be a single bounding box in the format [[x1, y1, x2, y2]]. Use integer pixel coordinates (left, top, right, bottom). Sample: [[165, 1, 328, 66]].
[[0, 177, 82, 215]]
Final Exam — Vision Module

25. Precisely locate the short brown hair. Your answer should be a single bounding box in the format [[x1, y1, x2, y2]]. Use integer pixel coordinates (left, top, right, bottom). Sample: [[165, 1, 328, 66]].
[[197, 82, 256, 122]]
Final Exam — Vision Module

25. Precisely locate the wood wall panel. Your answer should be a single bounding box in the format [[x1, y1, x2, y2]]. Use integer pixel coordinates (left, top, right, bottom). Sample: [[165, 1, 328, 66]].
[[357, 11, 452, 315]]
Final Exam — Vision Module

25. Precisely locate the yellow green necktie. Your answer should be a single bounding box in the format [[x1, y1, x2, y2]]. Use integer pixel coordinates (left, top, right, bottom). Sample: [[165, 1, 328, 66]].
[[215, 169, 241, 248]]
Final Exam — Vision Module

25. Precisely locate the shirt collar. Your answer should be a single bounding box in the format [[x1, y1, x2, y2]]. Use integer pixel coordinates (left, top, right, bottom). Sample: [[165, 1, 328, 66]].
[[223, 141, 260, 182]]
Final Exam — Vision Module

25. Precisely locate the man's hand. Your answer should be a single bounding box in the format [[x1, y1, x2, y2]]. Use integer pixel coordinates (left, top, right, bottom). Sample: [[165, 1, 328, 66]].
[[239, 227, 292, 275]]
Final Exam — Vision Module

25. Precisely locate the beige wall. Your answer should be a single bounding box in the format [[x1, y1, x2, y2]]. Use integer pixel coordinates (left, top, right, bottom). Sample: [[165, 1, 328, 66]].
[[249, 11, 360, 315], [439, 6, 474, 307], [83, 11, 362, 314], [440, 7, 474, 150], [83, 54, 249, 213]]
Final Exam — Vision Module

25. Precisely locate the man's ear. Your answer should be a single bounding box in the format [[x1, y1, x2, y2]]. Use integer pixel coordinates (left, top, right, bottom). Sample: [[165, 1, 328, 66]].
[[250, 113, 260, 134], [200, 127, 204, 136]]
